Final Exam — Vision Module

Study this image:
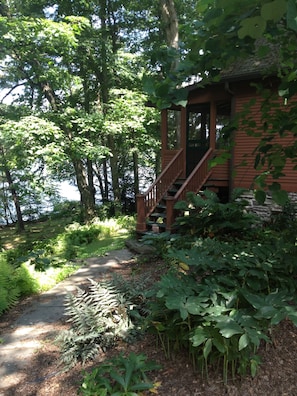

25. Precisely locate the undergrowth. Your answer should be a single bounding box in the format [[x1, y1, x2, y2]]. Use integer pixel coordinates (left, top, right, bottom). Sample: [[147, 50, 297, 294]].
[[0, 215, 134, 315]]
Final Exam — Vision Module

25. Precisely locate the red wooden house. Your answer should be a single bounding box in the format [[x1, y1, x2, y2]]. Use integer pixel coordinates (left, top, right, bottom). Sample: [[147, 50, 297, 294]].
[[136, 61, 296, 234]]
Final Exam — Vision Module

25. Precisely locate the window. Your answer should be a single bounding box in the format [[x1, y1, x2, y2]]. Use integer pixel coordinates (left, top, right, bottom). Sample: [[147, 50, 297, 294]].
[[167, 109, 181, 149]]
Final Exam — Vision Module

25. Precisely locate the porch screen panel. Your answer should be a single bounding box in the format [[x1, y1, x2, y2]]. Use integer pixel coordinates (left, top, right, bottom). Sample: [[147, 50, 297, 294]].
[[167, 109, 181, 149], [216, 101, 231, 149]]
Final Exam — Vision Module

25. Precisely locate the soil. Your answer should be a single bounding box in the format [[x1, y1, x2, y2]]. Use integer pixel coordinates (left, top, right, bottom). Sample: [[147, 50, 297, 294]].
[[1, 257, 297, 396]]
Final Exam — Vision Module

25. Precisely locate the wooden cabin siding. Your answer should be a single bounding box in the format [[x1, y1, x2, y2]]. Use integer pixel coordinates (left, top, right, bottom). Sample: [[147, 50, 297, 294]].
[[232, 92, 297, 192], [211, 159, 229, 183]]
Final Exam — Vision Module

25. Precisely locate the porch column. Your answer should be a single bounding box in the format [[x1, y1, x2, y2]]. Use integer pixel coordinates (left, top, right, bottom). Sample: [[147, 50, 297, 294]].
[[136, 193, 146, 232], [210, 100, 216, 149]]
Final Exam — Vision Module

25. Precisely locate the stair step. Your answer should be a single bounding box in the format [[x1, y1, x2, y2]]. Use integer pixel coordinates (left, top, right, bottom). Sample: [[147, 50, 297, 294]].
[[149, 212, 166, 219], [146, 221, 166, 233], [173, 179, 186, 187]]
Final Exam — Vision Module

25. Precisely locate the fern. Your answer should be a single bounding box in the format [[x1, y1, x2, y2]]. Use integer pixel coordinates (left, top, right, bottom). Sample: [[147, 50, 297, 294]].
[[57, 277, 137, 369], [0, 258, 20, 315]]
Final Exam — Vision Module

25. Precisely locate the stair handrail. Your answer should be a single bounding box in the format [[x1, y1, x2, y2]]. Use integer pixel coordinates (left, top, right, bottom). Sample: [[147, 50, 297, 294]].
[[136, 148, 184, 232], [165, 148, 214, 230]]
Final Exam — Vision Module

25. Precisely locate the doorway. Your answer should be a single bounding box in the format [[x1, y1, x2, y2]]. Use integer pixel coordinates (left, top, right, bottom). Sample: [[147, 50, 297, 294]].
[[186, 103, 210, 176]]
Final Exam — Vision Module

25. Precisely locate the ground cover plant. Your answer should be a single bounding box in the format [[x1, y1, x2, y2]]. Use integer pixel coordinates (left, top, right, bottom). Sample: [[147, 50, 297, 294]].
[[79, 352, 161, 396]]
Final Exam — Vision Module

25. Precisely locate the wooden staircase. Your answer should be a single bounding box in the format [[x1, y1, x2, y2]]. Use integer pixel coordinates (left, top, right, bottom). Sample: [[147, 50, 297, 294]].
[[136, 148, 219, 235], [145, 178, 186, 233]]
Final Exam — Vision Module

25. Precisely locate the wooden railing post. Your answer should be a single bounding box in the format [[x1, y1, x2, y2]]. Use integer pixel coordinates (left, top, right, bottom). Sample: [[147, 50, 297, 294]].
[[136, 194, 146, 232]]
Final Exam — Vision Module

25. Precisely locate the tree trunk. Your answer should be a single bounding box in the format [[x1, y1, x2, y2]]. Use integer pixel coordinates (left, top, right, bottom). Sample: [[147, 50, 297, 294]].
[[103, 159, 109, 201], [133, 150, 139, 203], [87, 159, 96, 206], [108, 135, 121, 215], [4, 166, 25, 232], [99, 0, 121, 215], [73, 158, 96, 222], [159, 0, 179, 49]]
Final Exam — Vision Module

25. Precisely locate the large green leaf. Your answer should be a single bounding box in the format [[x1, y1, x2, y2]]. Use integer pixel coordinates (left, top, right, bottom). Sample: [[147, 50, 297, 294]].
[[287, 0, 297, 32], [215, 317, 243, 338], [203, 338, 212, 360], [255, 190, 266, 205], [271, 189, 289, 205], [184, 297, 207, 316], [191, 327, 207, 347], [238, 16, 266, 39], [238, 333, 249, 351], [261, 0, 286, 22]]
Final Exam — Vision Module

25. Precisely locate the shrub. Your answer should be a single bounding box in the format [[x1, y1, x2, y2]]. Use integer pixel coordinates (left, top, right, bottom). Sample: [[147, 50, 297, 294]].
[[174, 189, 259, 239], [147, 237, 297, 383]]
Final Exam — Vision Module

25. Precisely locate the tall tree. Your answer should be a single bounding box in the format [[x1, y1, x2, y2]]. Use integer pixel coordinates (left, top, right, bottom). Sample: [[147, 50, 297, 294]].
[[0, 112, 64, 230]]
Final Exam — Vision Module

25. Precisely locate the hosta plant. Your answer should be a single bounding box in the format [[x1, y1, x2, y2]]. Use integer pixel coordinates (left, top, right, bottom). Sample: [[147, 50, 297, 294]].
[[148, 237, 297, 383]]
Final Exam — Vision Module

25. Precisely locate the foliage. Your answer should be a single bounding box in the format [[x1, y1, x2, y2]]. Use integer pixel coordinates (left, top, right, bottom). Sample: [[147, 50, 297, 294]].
[[0, 1, 161, 224], [56, 278, 140, 369], [79, 352, 161, 396], [0, 257, 20, 315], [0, 213, 133, 314], [174, 189, 259, 239], [50, 201, 82, 222], [147, 235, 297, 383], [270, 199, 297, 235]]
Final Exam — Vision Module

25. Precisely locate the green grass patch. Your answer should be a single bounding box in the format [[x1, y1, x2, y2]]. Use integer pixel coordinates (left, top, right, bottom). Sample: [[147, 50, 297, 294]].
[[0, 215, 135, 315]]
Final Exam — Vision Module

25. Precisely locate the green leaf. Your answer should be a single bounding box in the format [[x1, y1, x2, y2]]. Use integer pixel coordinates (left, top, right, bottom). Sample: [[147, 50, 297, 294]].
[[142, 76, 156, 96], [286, 308, 297, 326], [216, 317, 243, 338], [271, 189, 288, 205], [287, 0, 297, 32], [185, 296, 208, 315], [130, 382, 154, 391], [238, 16, 266, 39], [250, 358, 259, 378], [255, 190, 266, 205], [212, 336, 227, 354], [203, 338, 212, 360], [268, 182, 281, 191], [110, 370, 126, 389], [165, 295, 189, 320], [238, 333, 249, 351], [261, 0, 286, 22], [191, 327, 207, 347]]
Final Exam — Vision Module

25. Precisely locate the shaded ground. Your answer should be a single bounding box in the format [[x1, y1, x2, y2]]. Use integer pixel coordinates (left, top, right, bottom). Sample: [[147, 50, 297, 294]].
[[1, 251, 297, 396]]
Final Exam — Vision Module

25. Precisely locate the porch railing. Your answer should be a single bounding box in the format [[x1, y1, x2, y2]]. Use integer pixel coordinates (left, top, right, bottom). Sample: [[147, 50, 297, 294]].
[[165, 148, 214, 231], [136, 149, 184, 232]]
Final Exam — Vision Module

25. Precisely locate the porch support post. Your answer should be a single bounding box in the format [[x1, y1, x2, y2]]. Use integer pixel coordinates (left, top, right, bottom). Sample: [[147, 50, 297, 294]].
[[210, 100, 216, 149], [136, 194, 147, 232]]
